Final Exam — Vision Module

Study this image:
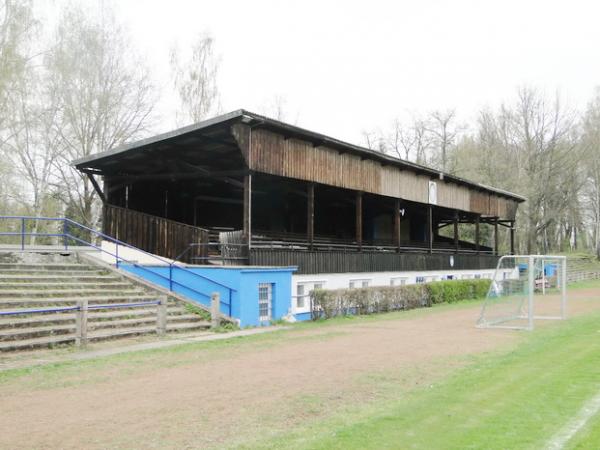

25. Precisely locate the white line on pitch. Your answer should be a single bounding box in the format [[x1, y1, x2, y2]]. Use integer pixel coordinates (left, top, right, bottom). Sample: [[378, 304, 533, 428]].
[[546, 389, 600, 450]]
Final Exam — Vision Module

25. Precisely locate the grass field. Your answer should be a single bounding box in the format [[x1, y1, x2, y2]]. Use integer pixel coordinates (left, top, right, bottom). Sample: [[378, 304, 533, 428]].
[[1, 281, 599, 449], [251, 311, 600, 449]]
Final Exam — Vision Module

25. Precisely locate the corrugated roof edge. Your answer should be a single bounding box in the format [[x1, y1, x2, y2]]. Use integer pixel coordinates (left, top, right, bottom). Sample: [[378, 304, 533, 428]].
[[72, 109, 526, 203]]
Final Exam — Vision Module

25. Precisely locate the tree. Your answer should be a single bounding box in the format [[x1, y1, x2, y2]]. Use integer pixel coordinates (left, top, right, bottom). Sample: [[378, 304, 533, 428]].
[[448, 87, 582, 253], [170, 33, 220, 125], [0, 0, 35, 129], [386, 116, 433, 164], [582, 88, 600, 258], [47, 4, 156, 228], [427, 109, 459, 171], [3, 74, 61, 242]]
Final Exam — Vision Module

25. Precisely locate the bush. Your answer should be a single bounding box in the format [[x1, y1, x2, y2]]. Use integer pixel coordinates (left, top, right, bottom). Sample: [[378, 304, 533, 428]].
[[310, 279, 491, 320]]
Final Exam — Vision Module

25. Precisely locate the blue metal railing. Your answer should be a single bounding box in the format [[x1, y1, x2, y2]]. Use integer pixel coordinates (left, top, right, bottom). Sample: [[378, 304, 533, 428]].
[[0, 216, 235, 316]]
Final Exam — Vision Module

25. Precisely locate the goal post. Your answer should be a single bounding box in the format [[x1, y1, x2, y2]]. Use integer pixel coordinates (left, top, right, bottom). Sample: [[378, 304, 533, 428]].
[[477, 255, 567, 330]]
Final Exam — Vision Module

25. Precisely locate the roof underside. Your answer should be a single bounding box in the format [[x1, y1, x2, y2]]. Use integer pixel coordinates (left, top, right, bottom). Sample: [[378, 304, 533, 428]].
[[73, 109, 525, 203]]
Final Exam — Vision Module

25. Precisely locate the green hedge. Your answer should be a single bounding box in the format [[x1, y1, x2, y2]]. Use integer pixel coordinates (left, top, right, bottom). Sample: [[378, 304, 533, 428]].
[[310, 279, 491, 320]]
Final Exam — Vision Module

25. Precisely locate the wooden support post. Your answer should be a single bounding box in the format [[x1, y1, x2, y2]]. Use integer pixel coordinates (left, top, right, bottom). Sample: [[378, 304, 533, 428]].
[[394, 199, 401, 252], [475, 215, 480, 254], [307, 183, 315, 250], [427, 205, 433, 254], [86, 172, 106, 203], [510, 221, 515, 255], [494, 218, 499, 256], [356, 191, 363, 250], [75, 298, 88, 348], [211, 292, 220, 330], [243, 174, 252, 248], [453, 211, 459, 253], [156, 296, 167, 336]]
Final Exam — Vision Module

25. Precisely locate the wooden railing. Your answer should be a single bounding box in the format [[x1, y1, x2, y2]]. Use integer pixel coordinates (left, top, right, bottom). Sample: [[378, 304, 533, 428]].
[[103, 204, 209, 263]]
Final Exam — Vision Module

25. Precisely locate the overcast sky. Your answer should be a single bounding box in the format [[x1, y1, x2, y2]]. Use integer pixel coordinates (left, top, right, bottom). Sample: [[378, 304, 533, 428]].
[[54, 0, 600, 144]]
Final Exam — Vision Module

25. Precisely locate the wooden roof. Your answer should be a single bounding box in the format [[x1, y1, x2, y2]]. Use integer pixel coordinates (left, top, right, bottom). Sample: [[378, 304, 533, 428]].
[[73, 109, 526, 206]]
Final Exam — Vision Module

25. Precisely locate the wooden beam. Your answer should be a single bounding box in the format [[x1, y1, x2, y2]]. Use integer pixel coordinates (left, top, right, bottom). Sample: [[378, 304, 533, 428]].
[[86, 173, 106, 203], [428, 205, 433, 254], [510, 221, 515, 255], [243, 174, 252, 247], [394, 199, 401, 253], [475, 215, 480, 254], [195, 195, 243, 205], [307, 183, 315, 250], [494, 217, 499, 256], [356, 191, 363, 250], [454, 210, 459, 253]]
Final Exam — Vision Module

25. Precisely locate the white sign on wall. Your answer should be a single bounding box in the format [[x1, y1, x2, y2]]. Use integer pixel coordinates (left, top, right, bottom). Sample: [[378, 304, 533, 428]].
[[428, 181, 438, 205]]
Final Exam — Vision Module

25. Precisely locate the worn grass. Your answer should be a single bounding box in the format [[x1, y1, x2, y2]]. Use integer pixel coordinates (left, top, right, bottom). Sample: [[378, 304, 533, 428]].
[[2, 282, 599, 449], [246, 311, 600, 450]]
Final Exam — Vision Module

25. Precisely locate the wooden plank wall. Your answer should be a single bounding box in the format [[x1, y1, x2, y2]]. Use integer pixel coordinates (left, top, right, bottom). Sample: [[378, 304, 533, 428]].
[[233, 126, 518, 220], [250, 249, 500, 274], [103, 204, 209, 263]]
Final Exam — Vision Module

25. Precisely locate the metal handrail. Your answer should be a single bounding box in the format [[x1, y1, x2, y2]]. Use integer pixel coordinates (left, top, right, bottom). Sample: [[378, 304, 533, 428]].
[[0, 216, 235, 316]]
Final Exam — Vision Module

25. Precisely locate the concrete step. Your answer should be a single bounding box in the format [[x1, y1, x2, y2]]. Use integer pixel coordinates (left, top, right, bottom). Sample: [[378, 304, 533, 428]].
[[88, 322, 211, 341], [0, 263, 100, 271], [0, 324, 75, 341], [0, 312, 76, 329], [0, 269, 108, 276], [86, 315, 208, 332], [0, 288, 147, 298], [167, 321, 212, 332], [0, 282, 133, 290], [0, 334, 75, 351], [0, 274, 122, 282], [0, 295, 160, 307]]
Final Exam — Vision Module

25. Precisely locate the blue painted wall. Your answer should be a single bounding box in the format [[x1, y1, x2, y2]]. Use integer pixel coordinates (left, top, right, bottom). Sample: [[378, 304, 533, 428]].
[[120, 264, 295, 327]]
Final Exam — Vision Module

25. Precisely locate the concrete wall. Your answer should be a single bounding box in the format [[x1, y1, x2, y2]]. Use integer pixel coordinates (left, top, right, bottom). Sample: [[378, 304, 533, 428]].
[[291, 268, 514, 319], [120, 264, 295, 327]]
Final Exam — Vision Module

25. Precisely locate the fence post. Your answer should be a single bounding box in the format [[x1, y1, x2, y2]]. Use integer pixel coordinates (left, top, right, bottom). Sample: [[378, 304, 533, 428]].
[[20, 217, 25, 251], [63, 219, 68, 250], [211, 292, 220, 329], [75, 299, 88, 347], [527, 255, 534, 331], [156, 296, 167, 336], [561, 258, 567, 319]]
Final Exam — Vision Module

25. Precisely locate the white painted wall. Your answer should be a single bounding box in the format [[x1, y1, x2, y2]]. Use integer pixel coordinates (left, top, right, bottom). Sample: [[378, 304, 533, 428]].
[[90, 241, 174, 266], [291, 268, 513, 315]]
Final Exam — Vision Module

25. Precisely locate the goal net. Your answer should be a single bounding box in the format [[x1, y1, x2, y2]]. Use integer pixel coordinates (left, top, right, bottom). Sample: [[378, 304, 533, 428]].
[[477, 255, 567, 330]]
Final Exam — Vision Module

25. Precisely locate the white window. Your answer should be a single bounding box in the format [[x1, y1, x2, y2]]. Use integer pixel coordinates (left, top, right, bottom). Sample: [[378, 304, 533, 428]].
[[390, 277, 407, 286], [258, 283, 273, 321], [474, 274, 482, 279], [296, 284, 305, 308], [350, 279, 370, 289], [416, 276, 425, 284], [314, 283, 323, 290]]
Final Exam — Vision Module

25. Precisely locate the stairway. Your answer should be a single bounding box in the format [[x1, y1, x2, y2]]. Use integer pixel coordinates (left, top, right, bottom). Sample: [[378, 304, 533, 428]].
[[0, 252, 211, 351]]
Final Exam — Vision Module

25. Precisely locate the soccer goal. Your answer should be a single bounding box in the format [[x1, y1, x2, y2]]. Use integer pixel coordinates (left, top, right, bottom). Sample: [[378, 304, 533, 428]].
[[477, 255, 567, 330]]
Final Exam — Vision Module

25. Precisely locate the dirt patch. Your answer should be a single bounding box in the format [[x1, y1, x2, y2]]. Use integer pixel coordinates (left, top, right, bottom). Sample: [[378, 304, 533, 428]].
[[1, 289, 599, 449]]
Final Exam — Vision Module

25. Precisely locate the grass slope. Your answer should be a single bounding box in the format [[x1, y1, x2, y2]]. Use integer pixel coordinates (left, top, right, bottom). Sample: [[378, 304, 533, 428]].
[[252, 313, 600, 450]]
